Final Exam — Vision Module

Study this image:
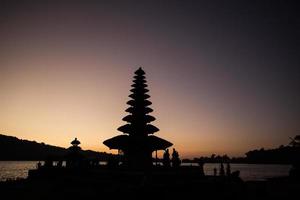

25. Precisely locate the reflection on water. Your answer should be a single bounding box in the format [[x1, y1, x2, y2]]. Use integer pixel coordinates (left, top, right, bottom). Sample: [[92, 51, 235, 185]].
[[0, 161, 39, 181], [0, 161, 292, 181]]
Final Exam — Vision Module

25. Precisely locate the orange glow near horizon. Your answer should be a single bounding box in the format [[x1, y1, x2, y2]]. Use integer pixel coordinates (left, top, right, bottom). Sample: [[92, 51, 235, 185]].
[[0, 58, 291, 158]]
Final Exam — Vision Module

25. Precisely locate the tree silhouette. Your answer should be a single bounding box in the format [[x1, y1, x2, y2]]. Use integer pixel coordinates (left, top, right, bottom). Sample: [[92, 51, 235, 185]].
[[290, 135, 300, 147]]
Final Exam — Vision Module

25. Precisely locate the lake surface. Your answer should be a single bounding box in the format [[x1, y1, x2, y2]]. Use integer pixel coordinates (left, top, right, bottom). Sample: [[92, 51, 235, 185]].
[[203, 163, 291, 181], [0, 161, 291, 182]]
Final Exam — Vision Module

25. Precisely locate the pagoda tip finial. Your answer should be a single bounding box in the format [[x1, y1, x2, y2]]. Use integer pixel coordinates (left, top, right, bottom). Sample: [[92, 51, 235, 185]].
[[71, 137, 80, 146], [135, 67, 145, 75]]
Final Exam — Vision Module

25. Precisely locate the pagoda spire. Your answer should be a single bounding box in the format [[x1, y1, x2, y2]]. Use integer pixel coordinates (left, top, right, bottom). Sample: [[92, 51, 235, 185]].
[[118, 67, 159, 136], [103, 67, 172, 169]]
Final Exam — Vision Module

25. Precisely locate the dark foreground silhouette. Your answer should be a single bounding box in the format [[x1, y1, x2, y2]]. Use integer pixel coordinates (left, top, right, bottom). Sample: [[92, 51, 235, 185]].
[[104, 67, 172, 169], [0, 170, 299, 200], [0, 136, 247, 199]]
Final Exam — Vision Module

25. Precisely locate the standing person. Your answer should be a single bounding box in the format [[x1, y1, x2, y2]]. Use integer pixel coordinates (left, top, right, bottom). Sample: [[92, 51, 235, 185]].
[[163, 149, 170, 167], [171, 148, 181, 168], [197, 158, 205, 176], [219, 162, 225, 176], [213, 167, 217, 176], [37, 161, 42, 169]]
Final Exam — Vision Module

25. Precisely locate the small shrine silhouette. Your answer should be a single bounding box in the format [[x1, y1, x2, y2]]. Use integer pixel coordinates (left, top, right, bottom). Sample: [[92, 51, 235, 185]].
[[103, 68, 173, 169], [66, 138, 84, 168]]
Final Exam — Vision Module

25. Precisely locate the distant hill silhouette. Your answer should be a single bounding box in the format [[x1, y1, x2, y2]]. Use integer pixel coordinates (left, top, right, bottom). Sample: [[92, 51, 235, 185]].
[[0, 134, 113, 161], [184, 143, 300, 164], [245, 145, 300, 164]]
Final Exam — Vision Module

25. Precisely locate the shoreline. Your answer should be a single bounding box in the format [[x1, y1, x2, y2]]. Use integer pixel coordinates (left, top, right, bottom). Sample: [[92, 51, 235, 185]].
[[0, 160, 293, 165], [0, 162, 292, 182]]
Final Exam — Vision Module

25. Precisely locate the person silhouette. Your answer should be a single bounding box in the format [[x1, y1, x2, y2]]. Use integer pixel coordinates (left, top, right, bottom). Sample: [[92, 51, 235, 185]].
[[37, 161, 42, 169], [163, 149, 170, 167], [219, 162, 225, 176], [171, 148, 181, 168], [213, 167, 217, 176], [57, 160, 63, 168], [197, 158, 205, 176]]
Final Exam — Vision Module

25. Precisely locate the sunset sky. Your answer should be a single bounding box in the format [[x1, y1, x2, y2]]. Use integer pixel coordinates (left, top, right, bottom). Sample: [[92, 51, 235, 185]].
[[0, 1, 299, 158]]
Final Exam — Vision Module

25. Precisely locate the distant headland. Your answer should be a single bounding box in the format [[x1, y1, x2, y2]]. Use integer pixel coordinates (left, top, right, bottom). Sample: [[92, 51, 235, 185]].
[[0, 134, 113, 161]]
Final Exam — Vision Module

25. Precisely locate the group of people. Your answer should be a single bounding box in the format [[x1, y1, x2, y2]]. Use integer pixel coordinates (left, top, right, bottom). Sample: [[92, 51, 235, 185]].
[[162, 148, 181, 168], [213, 162, 239, 177]]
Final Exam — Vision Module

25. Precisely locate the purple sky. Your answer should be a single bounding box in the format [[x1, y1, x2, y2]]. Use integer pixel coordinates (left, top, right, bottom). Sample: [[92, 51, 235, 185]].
[[0, 1, 299, 157]]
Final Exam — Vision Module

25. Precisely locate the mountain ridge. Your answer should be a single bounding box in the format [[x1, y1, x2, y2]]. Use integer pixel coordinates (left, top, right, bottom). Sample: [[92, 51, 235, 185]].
[[0, 134, 113, 161]]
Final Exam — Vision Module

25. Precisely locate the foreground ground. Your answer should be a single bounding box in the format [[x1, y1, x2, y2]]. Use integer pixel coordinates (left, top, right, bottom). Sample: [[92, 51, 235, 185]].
[[0, 168, 299, 200]]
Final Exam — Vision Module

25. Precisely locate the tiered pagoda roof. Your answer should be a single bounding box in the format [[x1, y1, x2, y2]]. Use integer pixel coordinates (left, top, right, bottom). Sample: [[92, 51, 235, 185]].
[[103, 67, 172, 168]]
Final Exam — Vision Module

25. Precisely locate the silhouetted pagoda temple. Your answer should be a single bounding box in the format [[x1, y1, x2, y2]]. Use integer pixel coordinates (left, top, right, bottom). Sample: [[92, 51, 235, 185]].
[[103, 68, 173, 169]]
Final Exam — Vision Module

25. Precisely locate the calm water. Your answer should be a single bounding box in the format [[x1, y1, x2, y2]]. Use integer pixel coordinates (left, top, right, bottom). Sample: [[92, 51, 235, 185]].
[[184, 163, 291, 181], [0, 161, 291, 182]]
